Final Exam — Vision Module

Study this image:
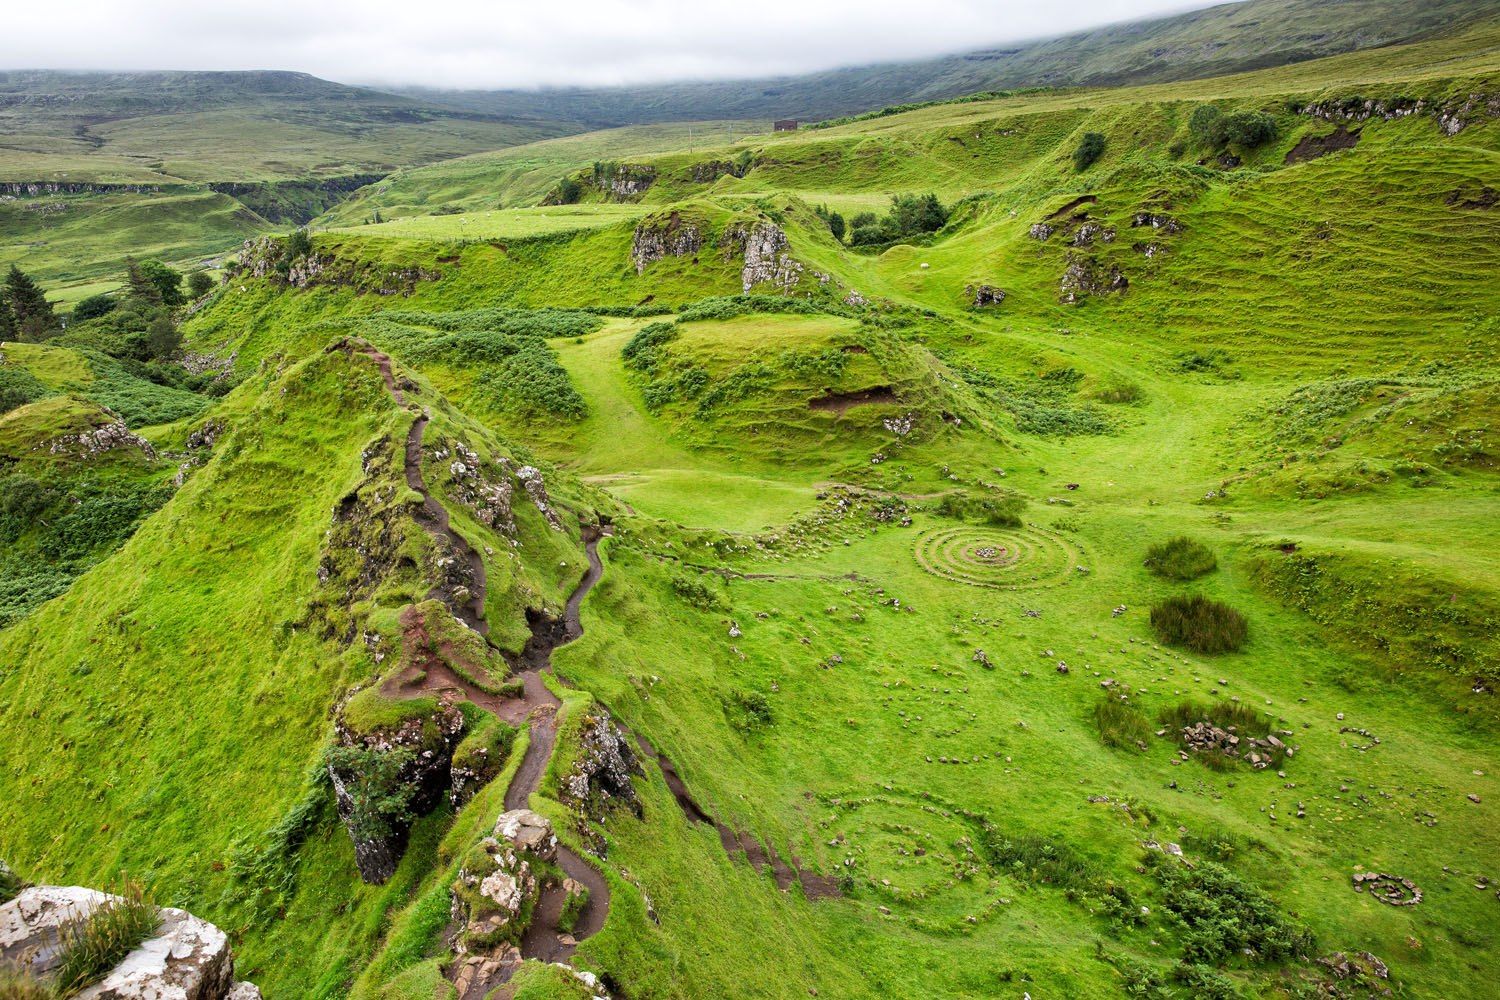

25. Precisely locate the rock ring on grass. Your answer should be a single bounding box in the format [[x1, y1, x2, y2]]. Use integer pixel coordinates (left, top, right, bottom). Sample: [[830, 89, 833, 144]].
[[913, 525, 1083, 590], [1352, 872, 1422, 905]]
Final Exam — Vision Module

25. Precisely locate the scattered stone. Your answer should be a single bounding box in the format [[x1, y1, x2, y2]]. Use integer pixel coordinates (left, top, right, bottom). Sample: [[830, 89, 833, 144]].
[[1352, 872, 1422, 906]]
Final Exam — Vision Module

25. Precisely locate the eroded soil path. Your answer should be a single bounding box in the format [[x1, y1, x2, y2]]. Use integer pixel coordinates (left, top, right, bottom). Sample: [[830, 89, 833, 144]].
[[349, 341, 610, 994]]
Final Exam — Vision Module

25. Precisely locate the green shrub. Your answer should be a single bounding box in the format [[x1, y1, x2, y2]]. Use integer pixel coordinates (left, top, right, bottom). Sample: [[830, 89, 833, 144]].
[[52, 879, 160, 997], [1144, 854, 1315, 965], [1187, 105, 1278, 150], [1149, 595, 1247, 653], [725, 689, 773, 733], [621, 321, 679, 372], [1094, 696, 1151, 751], [1144, 537, 1217, 580], [847, 193, 949, 246], [1089, 380, 1142, 404], [934, 491, 1025, 527], [72, 294, 117, 322], [323, 745, 417, 845], [1073, 132, 1106, 171]]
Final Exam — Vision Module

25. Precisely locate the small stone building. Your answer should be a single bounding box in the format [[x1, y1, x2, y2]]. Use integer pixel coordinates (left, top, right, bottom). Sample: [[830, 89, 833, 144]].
[[774, 119, 800, 131]]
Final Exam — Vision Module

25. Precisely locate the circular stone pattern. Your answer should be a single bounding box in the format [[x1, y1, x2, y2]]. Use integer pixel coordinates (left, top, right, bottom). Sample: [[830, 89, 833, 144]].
[[914, 524, 1085, 590]]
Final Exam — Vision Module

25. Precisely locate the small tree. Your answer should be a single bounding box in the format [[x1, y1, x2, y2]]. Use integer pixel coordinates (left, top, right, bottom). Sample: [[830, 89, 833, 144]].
[[146, 314, 180, 360], [138, 260, 184, 307], [1219, 110, 1278, 148], [186, 271, 215, 299], [284, 228, 313, 260], [125, 259, 162, 306], [5, 265, 58, 340], [1073, 132, 1106, 172], [828, 211, 846, 241]]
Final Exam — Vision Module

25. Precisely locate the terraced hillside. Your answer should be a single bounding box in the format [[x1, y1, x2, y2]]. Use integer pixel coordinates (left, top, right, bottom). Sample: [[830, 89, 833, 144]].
[[1, 11, 1498, 1000]]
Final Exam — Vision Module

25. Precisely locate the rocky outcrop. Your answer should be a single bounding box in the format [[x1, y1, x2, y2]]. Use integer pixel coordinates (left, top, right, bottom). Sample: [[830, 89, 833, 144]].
[[1028, 222, 1054, 241], [515, 465, 563, 530], [443, 440, 517, 537], [1060, 254, 1128, 302], [1070, 221, 1115, 246], [1, 181, 163, 198], [689, 159, 746, 183], [449, 810, 558, 954], [598, 164, 656, 199], [965, 284, 1006, 307], [630, 212, 703, 274], [236, 237, 439, 295], [44, 420, 156, 461], [328, 695, 468, 884], [1298, 96, 1425, 124], [728, 221, 801, 293], [1130, 212, 1183, 234], [561, 710, 641, 825], [0, 884, 260, 998]]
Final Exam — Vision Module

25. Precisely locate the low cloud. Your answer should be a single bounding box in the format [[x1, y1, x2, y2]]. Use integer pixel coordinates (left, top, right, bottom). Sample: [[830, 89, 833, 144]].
[[4, 0, 1217, 90]]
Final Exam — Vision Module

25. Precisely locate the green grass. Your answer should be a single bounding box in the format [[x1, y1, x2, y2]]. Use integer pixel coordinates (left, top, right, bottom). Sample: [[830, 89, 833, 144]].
[[0, 18, 1498, 1000], [51, 880, 160, 998]]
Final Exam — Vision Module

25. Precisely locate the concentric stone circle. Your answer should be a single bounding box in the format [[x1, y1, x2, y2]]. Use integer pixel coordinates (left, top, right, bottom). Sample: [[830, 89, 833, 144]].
[[914, 524, 1085, 590]]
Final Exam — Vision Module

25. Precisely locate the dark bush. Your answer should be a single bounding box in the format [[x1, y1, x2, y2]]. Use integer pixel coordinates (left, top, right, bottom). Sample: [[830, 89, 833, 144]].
[[72, 294, 117, 322], [1073, 131, 1106, 171], [1145, 853, 1315, 965], [1149, 595, 1247, 653], [1187, 105, 1278, 150], [1144, 537, 1217, 580]]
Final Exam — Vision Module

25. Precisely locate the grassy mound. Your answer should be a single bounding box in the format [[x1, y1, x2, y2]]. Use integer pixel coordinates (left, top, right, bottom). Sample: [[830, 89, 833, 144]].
[[1149, 595, 1248, 653], [1144, 537, 1217, 580]]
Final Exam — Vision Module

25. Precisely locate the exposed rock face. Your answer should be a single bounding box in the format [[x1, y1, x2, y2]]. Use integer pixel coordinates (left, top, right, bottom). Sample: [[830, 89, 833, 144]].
[[1436, 92, 1500, 135], [444, 440, 516, 536], [1060, 254, 1128, 302], [1299, 96, 1424, 123], [236, 237, 439, 295], [689, 159, 745, 183], [450, 810, 558, 953], [599, 164, 656, 199], [515, 465, 563, 530], [1130, 212, 1183, 234], [1070, 221, 1115, 246], [561, 711, 642, 825], [729, 221, 800, 293], [44, 420, 156, 461], [179, 350, 237, 379], [328, 696, 467, 884], [314, 437, 413, 639], [965, 283, 1006, 307], [0, 885, 260, 998], [630, 212, 703, 274], [2, 181, 161, 197], [1028, 222, 1054, 241]]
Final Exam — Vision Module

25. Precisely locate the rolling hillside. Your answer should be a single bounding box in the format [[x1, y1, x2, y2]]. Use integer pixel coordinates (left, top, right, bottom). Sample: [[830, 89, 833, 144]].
[[0, 8, 1497, 1000]]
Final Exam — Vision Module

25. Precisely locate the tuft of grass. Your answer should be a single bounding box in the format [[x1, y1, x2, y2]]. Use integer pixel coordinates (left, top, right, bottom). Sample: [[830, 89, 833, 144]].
[[52, 879, 160, 998], [1149, 594, 1246, 653], [0, 972, 52, 1000], [1144, 537, 1217, 580], [1094, 696, 1151, 751]]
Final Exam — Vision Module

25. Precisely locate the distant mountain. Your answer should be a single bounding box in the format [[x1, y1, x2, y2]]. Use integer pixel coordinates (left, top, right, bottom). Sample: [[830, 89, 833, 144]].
[[402, 0, 1500, 125], [0, 70, 577, 183]]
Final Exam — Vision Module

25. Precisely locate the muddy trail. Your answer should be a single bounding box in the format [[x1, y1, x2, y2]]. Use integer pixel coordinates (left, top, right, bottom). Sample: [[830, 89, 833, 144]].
[[348, 341, 610, 996]]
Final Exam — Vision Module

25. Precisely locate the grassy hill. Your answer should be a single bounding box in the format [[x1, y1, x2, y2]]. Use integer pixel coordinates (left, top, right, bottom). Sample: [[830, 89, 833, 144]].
[[407, 0, 1500, 124], [1, 14, 1498, 1000]]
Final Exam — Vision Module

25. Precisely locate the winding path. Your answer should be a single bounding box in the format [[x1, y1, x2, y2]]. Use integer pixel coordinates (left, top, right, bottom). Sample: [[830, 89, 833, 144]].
[[346, 340, 610, 995]]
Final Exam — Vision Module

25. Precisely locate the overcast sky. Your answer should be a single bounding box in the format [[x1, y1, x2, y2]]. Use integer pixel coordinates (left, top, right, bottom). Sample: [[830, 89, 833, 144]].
[[4, 1, 1221, 91]]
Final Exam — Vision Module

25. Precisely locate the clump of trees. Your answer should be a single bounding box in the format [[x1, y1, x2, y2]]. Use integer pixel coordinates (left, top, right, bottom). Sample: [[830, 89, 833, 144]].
[[1073, 131, 1106, 171], [847, 193, 949, 246], [1188, 105, 1279, 150]]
